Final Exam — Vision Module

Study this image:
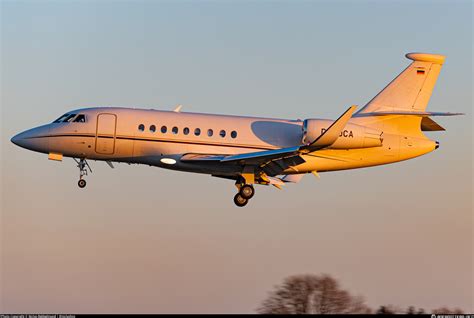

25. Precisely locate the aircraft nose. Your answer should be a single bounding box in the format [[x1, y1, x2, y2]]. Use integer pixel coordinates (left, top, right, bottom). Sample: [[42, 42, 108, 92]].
[[11, 125, 50, 153], [11, 131, 29, 147], [10, 133, 21, 146]]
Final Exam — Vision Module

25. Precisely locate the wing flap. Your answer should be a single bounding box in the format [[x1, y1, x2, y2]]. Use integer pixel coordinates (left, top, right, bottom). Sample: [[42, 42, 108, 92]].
[[180, 146, 304, 176], [180, 153, 226, 162], [220, 146, 301, 164], [261, 155, 306, 176], [280, 174, 305, 183]]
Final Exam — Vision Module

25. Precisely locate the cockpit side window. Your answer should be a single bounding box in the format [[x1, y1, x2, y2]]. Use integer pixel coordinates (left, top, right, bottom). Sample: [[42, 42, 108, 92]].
[[64, 114, 77, 122], [73, 114, 86, 122]]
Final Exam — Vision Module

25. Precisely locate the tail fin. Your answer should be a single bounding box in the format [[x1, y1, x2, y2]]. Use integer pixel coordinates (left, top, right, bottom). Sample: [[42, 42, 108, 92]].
[[357, 53, 445, 114], [354, 53, 450, 136]]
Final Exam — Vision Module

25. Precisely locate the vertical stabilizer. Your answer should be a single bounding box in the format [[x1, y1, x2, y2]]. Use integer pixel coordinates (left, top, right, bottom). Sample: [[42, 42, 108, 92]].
[[357, 53, 445, 114]]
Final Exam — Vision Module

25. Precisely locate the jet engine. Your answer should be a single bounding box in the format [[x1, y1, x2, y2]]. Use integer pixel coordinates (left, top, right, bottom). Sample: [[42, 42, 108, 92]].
[[302, 119, 383, 149]]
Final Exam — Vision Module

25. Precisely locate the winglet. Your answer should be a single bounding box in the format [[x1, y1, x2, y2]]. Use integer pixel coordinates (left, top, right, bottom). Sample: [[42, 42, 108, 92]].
[[302, 105, 357, 151], [173, 104, 183, 112]]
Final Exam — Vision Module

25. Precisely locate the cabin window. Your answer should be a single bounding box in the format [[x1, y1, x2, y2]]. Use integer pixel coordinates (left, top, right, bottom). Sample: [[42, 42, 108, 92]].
[[194, 128, 201, 136], [207, 129, 213, 137], [231, 131, 237, 138], [183, 127, 190, 135], [219, 130, 226, 138], [150, 125, 156, 132], [172, 126, 178, 134], [73, 114, 86, 123], [161, 126, 167, 133], [138, 124, 145, 131]]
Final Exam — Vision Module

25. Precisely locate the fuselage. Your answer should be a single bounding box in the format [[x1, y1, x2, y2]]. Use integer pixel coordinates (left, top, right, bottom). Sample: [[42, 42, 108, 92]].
[[11, 106, 437, 176]]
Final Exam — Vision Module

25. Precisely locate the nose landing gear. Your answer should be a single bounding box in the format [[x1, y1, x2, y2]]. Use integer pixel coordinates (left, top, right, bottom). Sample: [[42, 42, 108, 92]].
[[74, 158, 92, 188], [78, 179, 87, 188]]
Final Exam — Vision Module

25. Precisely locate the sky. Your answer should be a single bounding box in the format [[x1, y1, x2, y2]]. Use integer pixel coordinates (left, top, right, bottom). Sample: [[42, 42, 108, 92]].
[[1, 0, 472, 314]]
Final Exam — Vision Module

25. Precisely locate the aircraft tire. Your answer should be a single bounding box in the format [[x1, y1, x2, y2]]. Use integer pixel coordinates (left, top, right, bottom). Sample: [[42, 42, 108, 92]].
[[239, 184, 255, 199], [78, 179, 87, 188], [233, 193, 248, 207]]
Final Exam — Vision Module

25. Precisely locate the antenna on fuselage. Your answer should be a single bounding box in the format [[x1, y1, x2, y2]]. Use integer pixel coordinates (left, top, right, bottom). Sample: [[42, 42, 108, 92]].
[[173, 104, 183, 113]]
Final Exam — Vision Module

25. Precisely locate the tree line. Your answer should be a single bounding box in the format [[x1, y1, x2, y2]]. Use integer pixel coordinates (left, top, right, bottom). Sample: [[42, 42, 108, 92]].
[[257, 274, 465, 314]]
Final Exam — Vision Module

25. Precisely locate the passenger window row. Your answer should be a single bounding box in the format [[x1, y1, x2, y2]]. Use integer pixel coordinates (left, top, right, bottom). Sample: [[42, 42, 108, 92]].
[[138, 124, 237, 139]]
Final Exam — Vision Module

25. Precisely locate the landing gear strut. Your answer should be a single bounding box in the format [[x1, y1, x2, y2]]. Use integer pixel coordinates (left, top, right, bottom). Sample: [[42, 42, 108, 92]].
[[74, 158, 92, 188], [234, 180, 255, 207]]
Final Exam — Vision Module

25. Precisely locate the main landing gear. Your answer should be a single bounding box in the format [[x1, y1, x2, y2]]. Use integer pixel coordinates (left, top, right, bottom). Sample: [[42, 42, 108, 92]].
[[74, 158, 92, 188], [234, 183, 255, 207]]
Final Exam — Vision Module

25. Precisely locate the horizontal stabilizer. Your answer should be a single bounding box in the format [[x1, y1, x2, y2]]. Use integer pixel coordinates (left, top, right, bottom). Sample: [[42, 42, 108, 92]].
[[354, 111, 464, 117]]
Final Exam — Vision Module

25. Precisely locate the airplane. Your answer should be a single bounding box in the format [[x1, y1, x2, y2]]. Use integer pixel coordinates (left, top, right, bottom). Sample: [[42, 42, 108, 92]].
[[11, 52, 463, 207]]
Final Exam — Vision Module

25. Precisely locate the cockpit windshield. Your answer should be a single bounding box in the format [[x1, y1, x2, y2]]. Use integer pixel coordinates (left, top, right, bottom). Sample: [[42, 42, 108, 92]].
[[53, 113, 87, 123], [53, 114, 70, 123]]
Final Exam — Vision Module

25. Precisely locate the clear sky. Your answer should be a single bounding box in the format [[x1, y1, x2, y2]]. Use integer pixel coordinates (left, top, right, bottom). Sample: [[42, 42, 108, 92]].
[[1, 0, 472, 313]]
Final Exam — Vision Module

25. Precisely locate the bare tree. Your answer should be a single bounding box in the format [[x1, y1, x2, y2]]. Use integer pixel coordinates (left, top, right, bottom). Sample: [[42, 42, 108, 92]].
[[376, 305, 402, 314], [432, 307, 464, 314], [257, 274, 372, 314], [377, 305, 464, 315], [376, 305, 394, 314], [407, 306, 416, 314], [416, 308, 425, 314], [405, 306, 425, 314]]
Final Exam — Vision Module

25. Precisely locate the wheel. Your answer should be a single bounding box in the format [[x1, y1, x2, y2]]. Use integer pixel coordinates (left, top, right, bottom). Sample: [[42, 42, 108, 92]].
[[239, 184, 255, 199], [233, 193, 248, 207], [78, 179, 87, 188]]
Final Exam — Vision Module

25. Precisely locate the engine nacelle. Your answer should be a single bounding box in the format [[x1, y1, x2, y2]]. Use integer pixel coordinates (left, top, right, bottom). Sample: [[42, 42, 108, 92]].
[[302, 119, 383, 149]]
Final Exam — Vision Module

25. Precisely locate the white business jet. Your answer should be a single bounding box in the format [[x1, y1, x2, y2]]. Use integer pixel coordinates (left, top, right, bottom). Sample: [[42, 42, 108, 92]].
[[11, 53, 462, 206]]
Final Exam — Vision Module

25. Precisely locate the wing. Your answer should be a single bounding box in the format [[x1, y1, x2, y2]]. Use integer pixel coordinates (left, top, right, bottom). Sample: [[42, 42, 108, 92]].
[[181, 105, 357, 177]]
